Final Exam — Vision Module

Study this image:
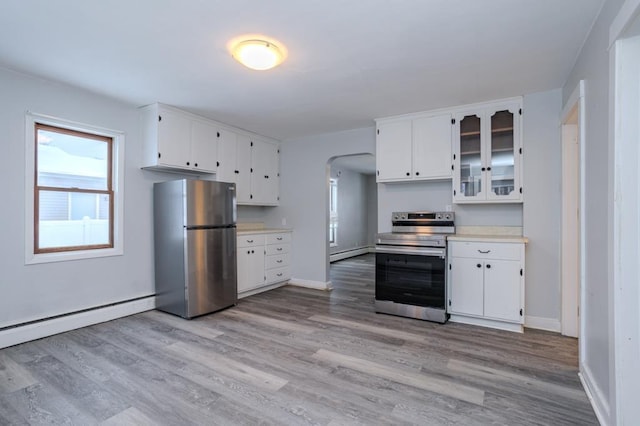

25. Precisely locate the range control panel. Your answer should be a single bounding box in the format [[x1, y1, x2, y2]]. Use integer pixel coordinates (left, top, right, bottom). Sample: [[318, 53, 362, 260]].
[[392, 211, 454, 222]]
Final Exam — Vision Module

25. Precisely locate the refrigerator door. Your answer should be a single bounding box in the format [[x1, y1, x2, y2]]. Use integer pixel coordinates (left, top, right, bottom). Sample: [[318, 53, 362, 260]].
[[185, 180, 236, 227], [185, 226, 237, 318]]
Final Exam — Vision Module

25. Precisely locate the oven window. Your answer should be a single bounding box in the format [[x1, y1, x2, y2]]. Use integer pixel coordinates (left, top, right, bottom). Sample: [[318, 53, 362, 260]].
[[375, 253, 446, 309]]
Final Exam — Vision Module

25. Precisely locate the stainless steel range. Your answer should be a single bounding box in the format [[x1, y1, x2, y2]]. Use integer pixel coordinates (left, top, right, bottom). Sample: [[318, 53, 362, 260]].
[[375, 211, 455, 323]]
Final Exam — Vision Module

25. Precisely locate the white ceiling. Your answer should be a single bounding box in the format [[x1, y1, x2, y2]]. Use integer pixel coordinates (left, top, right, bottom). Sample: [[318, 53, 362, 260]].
[[0, 1, 604, 141]]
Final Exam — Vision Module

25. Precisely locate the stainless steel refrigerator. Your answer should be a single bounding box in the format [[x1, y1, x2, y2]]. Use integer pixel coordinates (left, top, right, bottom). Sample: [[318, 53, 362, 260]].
[[153, 179, 237, 318]]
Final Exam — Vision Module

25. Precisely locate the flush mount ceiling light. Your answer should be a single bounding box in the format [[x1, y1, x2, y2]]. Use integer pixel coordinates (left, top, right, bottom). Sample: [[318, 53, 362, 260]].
[[230, 37, 286, 71]]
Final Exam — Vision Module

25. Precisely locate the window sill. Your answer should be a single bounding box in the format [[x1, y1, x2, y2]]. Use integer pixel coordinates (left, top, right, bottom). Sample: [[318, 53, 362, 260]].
[[25, 246, 123, 265]]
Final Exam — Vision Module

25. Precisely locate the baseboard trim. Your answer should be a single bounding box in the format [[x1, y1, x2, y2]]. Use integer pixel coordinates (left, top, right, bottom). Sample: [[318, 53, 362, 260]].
[[579, 363, 610, 426], [0, 296, 156, 349], [330, 246, 373, 263], [524, 315, 562, 332], [288, 278, 333, 291], [449, 314, 523, 333], [238, 281, 288, 299]]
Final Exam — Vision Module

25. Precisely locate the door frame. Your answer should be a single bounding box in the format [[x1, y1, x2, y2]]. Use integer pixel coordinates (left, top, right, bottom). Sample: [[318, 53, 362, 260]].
[[560, 81, 586, 343]]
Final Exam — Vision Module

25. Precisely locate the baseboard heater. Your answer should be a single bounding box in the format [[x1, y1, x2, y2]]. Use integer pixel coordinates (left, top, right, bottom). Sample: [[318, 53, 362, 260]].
[[0, 295, 156, 349], [330, 246, 375, 263]]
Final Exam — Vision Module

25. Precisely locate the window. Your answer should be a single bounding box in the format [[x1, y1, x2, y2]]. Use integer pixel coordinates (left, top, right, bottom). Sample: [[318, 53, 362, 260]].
[[26, 114, 124, 263], [329, 178, 338, 246]]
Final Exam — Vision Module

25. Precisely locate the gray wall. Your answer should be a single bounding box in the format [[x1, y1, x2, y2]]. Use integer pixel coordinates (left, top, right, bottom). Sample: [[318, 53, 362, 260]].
[[0, 67, 159, 328], [328, 167, 372, 254], [263, 127, 375, 284], [522, 89, 563, 322], [562, 0, 625, 421]]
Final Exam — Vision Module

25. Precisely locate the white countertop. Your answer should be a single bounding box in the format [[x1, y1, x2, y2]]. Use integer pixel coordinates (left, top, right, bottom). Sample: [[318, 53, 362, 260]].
[[448, 234, 529, 243], [237, 227, 292, 235]]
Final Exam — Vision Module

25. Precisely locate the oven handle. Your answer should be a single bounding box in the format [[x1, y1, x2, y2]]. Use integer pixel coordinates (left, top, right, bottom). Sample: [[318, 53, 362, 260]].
[[376, 246, 446, 258]]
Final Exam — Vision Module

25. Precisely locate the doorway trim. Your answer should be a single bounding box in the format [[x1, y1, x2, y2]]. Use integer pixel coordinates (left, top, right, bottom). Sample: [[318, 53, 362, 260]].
[[560, 80, 586, 343]]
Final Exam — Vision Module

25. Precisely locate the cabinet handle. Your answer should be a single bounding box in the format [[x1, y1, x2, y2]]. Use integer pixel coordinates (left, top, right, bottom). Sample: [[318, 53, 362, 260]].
[[415, 172, 420, 176], [276, 237, 283, 241], [247, 239, 254, 243], [186, 161, 190, 166], [481, 167, 486, 172], [265, 175, 269, 179], [158, 152, 161, 159], [194, 163, 198, 167], [277, 260, 283, 263], [487, 167, 492, 171], [247, 250, 250, 254], [277, 248, 283, 251], [217, 132, 220, 138], [486, 264, 491, 269], [477, 263, 482, 268], [406, 172, 410, 176], [251, 250, 255, 254], [478, 250, 491, 254], [277, 273, 283, 277]]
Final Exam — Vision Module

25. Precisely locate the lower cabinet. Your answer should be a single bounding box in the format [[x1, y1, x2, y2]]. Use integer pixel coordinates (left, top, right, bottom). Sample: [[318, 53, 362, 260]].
[[447, 239, 525, 332], [237, 231, 291, 297]]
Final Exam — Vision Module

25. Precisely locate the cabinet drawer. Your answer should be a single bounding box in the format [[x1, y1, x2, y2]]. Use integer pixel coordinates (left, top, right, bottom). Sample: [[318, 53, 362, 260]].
[[237, 234, 265, 248], [266, 266, 291, 283], [265, 243, 290, 256], [266, 233, 291, 245], [450, 241, 521, 261], [265, 253, 290, 270]]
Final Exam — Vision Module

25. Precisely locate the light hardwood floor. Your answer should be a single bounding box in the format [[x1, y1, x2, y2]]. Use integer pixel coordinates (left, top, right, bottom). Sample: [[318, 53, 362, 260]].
[[0, 254, 597, 425]]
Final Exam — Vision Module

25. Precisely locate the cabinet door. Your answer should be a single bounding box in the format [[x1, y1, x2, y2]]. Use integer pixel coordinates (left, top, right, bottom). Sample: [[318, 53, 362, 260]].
[[235, 135, 253, 203], [486, 104, 522, 202], [237, 246, 265, 292], [216, 129, 237, 183], [449, 257, 484, 316], [376, 121, 413, 181], [250, 140, 279, 205], [412, 114, 452, 179], [483, 259, 522, 322], [453, 111, 485, 202], [157, 107, 191, 168], [190, 120, 218, 172]]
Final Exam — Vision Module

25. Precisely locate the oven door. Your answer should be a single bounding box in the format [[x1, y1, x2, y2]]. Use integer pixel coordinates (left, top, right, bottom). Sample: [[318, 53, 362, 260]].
[[375, 246, 446, 310]]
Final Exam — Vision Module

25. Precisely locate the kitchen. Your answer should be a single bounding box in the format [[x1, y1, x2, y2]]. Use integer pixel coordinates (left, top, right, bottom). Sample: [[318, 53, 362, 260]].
[[0, 1, 639, 424]]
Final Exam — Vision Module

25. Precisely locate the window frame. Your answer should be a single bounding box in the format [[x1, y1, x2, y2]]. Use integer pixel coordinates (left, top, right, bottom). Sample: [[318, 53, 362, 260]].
[[25, 112, 125, 264]]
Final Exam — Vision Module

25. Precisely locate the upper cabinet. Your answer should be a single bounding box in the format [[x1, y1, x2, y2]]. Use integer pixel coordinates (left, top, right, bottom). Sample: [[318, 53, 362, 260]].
[[217, 133, 280, 206], [140, 103, 281, 206], [140, 103, 219, 173], [453, 99, 522, 203], [375, 113, 452, 182]]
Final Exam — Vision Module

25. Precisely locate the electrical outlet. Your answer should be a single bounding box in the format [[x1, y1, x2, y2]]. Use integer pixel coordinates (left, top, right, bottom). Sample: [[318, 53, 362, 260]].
[[281, 217, 287, 226]]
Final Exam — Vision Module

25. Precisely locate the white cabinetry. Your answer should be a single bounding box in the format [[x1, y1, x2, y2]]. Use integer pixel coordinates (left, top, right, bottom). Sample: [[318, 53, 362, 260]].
[[237, 235, 265, 293], [375, 113, 452, 182], [447, 239, 525, 332], [237, 231, 291, 298], [217, 135, 280, 206], [453, 98, 523, 203], [140, 103, 219, 173]]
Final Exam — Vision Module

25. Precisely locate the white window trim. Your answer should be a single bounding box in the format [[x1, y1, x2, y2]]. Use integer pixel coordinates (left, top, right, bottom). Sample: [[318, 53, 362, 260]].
[[24, 112, 125, 264], [329, 178, 338, 247]]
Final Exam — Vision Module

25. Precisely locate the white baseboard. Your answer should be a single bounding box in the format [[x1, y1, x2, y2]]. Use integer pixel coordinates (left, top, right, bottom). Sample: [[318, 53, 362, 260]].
[[579, 363, 610, 426], [238, 281, 287, 299], [329, 246, 374, 263], [524, 315, 562, 333], [449, 314, 523, 333], [0, 296, 156, 349], [288, 278, 333, 291]]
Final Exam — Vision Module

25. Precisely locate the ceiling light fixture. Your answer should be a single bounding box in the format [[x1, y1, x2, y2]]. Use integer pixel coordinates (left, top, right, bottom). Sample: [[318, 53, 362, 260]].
[[230, 38, 286, 71]]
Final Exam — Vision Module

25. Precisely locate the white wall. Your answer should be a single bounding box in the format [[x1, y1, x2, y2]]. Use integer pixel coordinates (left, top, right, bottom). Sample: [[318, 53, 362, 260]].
[[263, 127, 375, 284], [562, 0, 625, 423], [0, 67, 163, 328], [328, 168, 370, 254]]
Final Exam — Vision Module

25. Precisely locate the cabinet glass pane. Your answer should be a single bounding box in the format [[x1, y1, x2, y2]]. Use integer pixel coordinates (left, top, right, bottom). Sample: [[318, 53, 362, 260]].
[[459, 115, 482, 197], [490, 110, 515, 196]]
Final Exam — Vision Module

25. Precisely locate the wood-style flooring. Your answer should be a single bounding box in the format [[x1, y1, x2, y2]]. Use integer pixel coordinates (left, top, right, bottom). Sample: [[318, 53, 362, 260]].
[[0, 254, 597, 425]]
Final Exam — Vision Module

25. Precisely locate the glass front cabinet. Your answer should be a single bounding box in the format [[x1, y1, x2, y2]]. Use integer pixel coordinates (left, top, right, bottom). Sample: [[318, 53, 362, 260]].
[[453, 100, 523, 203]]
